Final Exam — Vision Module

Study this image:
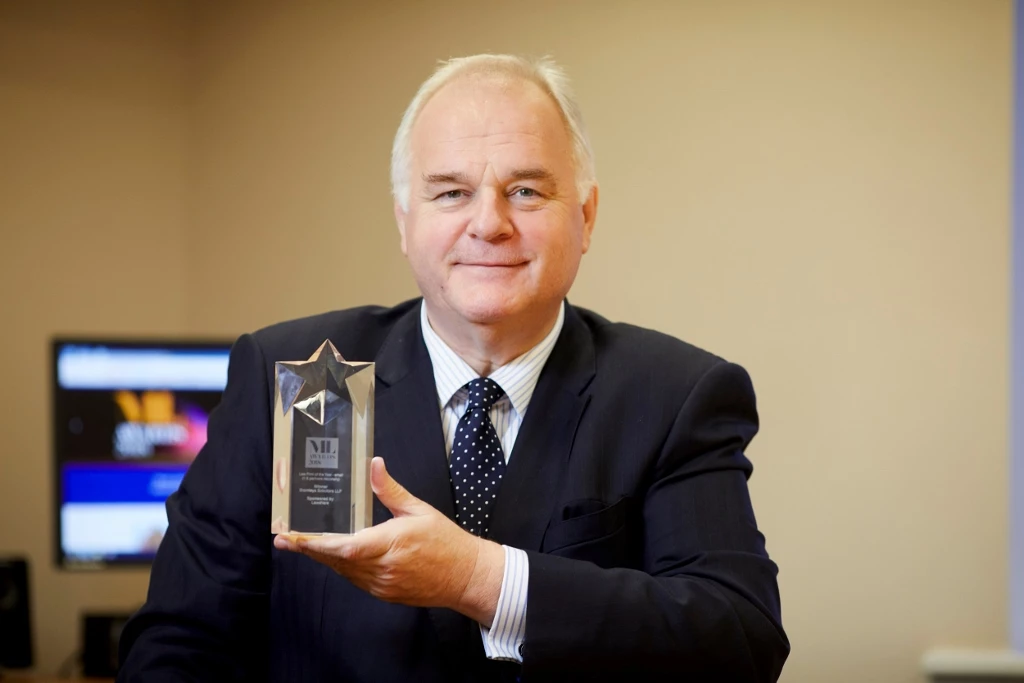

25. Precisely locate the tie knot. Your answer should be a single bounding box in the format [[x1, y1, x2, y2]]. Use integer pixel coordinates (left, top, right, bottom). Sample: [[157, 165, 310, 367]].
[[463, 377, 504, 410]]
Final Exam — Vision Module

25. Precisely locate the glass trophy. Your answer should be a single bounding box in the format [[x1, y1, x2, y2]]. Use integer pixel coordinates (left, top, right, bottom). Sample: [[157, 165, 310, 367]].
[[270, 340, 374, 535]]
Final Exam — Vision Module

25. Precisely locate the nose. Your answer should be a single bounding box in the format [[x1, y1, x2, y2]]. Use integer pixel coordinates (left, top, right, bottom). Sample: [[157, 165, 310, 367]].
[[467, 188, 514, 242]]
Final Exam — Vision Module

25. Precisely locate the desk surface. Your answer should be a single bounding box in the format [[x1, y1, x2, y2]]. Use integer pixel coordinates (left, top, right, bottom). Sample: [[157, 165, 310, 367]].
[[922, 648, 1024, 677]]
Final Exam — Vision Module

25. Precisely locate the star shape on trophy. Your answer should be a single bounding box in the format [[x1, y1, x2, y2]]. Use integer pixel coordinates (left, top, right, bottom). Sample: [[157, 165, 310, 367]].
[[275, 340, 374, 425]]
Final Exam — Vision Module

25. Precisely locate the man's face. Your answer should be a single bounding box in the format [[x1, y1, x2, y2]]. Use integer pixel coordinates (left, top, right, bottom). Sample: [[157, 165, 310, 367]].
[[395, 76, 597, 329]]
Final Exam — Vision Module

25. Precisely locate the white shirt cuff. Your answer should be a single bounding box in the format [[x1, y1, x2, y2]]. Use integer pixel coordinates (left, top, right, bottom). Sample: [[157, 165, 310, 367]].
[[479, 545, 528, 662]]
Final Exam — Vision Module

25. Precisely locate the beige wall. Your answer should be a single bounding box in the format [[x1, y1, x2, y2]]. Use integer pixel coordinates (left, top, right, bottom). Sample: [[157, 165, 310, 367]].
[[0, 0, 192, 672], [0, 1, 1012, 681]]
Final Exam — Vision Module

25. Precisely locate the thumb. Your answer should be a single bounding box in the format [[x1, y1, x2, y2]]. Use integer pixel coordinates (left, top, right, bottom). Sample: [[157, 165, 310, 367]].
[[371, 456, 427, 517]]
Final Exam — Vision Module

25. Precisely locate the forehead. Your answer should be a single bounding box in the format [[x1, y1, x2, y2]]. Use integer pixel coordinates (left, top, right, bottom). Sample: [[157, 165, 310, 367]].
[[410, 75, 574, 176]]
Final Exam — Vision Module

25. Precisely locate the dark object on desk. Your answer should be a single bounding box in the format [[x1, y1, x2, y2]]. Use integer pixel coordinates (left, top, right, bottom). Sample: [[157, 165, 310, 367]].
[[0, 557, 33, 669], [83, 613, 132, 677]]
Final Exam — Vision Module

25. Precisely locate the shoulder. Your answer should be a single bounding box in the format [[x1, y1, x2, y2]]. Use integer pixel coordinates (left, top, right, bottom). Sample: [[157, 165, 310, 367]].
[[568, 303, 755, 416], [572, 304, 727, 377]]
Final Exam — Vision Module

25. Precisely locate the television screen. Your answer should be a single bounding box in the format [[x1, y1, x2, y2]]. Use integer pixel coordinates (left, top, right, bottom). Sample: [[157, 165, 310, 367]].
[[53, 340, 231, 568]]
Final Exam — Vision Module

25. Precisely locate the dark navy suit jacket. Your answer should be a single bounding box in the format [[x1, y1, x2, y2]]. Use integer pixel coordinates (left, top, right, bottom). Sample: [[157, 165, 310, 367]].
[[118, 299, 789, 682]]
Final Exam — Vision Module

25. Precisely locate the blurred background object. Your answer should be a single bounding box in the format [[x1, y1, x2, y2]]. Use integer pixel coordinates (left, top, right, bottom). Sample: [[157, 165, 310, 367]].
[[81, 612, 131, 678], [0, 1, 1019, 681], [0, 557, 33, 670], [51, 339, 231, 570]]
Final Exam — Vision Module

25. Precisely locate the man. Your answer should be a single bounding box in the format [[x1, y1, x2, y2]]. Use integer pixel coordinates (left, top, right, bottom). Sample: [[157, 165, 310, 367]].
[[119, 54, 789, 682]]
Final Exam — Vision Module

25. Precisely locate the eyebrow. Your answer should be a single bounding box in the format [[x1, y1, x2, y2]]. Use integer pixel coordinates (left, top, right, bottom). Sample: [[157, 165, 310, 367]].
[[507, 168, 556, 185], [421, 168, 558, 187], [422, 171, 473, 186]]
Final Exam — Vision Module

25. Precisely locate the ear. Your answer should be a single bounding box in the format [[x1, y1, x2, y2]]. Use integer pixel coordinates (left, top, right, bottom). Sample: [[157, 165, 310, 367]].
[[393, 200, 409, 256], [580, 184, 599, 254]]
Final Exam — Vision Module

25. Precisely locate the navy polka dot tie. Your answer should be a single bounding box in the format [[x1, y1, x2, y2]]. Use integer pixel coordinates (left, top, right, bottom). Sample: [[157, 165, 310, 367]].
[[450, 378, 506, 537]]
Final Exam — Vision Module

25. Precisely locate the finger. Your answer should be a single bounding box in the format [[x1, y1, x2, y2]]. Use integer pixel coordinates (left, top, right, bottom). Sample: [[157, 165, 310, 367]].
[[273, 534, 303, 552], [371, 457, 427, 517], [274, 533, 329, 555], [300, 529, 392, 562]]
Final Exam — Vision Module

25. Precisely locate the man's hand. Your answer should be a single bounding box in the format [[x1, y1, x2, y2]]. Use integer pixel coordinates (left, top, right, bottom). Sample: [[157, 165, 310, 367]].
[[273, 457, 505, 626]]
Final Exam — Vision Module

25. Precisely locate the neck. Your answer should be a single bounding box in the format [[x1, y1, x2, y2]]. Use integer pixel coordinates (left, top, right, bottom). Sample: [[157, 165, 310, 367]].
[[424, 301, 561, 376]]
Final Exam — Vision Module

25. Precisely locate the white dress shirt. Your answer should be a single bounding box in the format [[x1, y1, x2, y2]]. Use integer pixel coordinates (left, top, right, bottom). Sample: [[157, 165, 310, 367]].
[[419, 300, 565, 663]]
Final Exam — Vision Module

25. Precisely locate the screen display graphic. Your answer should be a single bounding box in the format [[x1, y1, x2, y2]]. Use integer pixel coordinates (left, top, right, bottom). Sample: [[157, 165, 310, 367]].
[[53, 341, 231, 568]]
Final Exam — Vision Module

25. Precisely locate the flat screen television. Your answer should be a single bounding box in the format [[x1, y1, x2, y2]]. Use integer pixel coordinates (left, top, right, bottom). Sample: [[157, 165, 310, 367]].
[[52, 339, 232, 569]]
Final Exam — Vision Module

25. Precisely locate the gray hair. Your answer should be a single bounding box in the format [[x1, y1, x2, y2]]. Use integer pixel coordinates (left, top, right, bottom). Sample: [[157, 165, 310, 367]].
[[390, 54, 597, 211]]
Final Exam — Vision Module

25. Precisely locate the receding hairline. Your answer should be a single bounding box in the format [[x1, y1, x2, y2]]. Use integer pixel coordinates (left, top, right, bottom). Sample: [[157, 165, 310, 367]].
[[409, 69, 573, 144]]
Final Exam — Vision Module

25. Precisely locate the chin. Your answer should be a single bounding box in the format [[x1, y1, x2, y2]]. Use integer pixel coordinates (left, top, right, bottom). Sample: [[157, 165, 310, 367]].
[[453, 302, 520, 326], [447, 292, 525, 325]]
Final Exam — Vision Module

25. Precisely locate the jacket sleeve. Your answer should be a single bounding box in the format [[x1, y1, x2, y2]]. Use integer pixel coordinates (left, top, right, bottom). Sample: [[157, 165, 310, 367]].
[[118, 333, 274, 683], [520, 362, 790, 682]]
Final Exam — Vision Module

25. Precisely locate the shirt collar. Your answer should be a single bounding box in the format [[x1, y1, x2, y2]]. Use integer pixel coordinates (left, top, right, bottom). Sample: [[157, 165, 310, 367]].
[[419, 299, 565, 418]]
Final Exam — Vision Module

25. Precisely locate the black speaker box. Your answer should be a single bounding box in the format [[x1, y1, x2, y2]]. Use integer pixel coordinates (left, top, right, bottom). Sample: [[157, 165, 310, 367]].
[[83, 612, 132, 677], [0, 557, 33, 669]]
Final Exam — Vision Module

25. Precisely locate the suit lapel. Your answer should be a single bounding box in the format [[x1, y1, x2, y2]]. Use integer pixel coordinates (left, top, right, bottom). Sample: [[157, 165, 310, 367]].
[[371, 301, 472, 663], [373, 303, 454, 521], [486, 303, 596, 551]]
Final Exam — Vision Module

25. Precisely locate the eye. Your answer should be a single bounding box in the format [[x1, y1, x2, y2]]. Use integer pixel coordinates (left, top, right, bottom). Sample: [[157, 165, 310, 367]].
[[513, 187, 538, 198], [440, 190, 465, 200]]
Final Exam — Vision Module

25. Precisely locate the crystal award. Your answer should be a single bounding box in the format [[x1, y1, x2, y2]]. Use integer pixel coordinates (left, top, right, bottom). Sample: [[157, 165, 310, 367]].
[[270, 340, 374, 535]]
